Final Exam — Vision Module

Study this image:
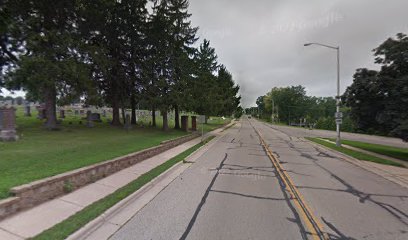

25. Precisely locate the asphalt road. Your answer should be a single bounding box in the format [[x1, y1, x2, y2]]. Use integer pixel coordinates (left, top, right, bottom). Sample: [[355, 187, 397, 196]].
[[265, 123, 408, 149], [111, 118, 408, 240]]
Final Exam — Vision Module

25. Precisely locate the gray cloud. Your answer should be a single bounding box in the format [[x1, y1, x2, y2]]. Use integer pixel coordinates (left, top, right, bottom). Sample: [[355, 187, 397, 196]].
[[189, 0, 408, 107]]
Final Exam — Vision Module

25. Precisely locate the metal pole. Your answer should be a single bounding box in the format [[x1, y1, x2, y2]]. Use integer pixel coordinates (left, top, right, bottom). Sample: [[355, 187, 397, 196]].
[[258, 106, 260, 118], [336, 47, 341, 147], [304, 42, 342, 146], [272, 99, 275, 123]]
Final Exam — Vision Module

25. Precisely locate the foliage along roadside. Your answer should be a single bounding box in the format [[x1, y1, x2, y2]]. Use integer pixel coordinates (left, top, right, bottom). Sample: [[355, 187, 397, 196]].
[[1, 0, 241, 131]]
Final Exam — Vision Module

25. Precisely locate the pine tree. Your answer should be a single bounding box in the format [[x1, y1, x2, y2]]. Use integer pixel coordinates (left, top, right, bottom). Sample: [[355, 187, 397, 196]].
[[78, 0, 148, 126], [217, 65, 241, 116], [4, 0, 89, 130], [167, 0, 198, 129], [191, 39, 219, 122]]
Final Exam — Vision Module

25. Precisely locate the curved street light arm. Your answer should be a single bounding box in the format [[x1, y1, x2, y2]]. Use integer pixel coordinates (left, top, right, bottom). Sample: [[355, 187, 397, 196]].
[[304, 42, 339, 50]]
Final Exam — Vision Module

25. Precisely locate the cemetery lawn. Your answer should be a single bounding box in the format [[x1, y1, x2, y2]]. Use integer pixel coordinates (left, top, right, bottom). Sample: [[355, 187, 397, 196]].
[[0, 108, 230, 199], [32, 136, 215, 240]]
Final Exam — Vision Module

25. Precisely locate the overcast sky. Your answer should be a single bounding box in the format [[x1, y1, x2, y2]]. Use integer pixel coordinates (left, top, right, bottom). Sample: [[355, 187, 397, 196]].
[[189, 0, 408, 107]]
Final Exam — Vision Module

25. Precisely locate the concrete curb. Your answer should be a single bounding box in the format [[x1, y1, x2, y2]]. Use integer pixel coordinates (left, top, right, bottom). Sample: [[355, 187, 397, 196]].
[[184, 121, 236, 163], [0, 133, 199, 221], [317, 138, 408, 168], [302, 138, 408, 189], [67, 161, 191, 240], [67, 120, 236, 240]]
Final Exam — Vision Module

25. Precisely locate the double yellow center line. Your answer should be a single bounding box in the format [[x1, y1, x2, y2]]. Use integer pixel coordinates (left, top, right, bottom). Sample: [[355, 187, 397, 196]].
[[254, 128, 329, 240]]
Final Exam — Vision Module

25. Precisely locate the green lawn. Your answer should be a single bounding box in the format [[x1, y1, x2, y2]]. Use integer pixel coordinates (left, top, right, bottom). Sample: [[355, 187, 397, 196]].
[[306, 137, 404, 168], [33, 136, 215, 240], [327, 138, 408, 162], [0, 107, 229, 199]]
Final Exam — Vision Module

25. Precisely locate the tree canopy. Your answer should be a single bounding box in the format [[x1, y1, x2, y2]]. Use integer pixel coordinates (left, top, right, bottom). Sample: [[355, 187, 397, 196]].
[[1, 0, 241, 130], [344, 33, 408, 141]]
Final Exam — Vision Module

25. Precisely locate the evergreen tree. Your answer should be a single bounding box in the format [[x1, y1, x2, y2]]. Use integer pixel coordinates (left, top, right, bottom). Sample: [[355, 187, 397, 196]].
[[0, 1, 21, 85], [4, 0, 89, 129], [216, 65, 241, 116], [191, 39, 219, 122], [167, 0, 198, 129], [145, 0, 173, 130], [78, 0, 148, 126]]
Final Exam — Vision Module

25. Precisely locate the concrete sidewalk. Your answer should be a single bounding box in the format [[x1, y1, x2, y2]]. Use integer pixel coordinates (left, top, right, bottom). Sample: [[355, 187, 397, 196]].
[[305, 138, 408, 189], [319, 138, 408, 168], [67, 122, 235, 240], [0, 123, 233, 240]]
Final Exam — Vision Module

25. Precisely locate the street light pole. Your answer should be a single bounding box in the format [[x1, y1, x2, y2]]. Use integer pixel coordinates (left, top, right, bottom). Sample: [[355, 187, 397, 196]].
[[271, 99, 275, 124], [304, 42, 341, 147], [336, 46, 341, 147]]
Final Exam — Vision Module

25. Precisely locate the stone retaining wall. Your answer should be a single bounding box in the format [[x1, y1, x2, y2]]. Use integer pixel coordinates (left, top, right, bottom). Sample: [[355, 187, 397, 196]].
[[0, 133, 198, 220]]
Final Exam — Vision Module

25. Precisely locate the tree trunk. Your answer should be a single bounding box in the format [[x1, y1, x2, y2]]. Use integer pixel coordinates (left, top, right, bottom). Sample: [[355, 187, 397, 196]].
[[174, 105, 180, 129], [162, 109, 168, 131], [44, 85, 58, 130], [152, 105, 156, 127], [111, 92, 121, 126], [131, 94, 137, 125]]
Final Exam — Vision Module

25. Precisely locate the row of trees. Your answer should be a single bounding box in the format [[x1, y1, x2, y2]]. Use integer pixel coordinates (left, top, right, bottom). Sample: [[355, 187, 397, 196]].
[[247, 85, 356, 132], [0, 0, 241, 130]]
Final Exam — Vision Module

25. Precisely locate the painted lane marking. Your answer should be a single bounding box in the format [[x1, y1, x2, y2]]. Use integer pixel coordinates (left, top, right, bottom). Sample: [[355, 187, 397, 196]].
[[251, 121, 329, 240]]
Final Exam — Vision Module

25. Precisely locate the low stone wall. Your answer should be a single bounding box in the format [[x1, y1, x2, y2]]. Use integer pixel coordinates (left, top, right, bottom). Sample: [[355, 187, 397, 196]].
[[0, 133, 198, 220]]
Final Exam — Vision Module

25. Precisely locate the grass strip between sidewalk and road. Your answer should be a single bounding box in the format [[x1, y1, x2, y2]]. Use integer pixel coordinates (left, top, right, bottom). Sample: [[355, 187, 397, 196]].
[[326, 138, 408, 162], [32, 136, 216, 240], [306, 137, 405, 168]]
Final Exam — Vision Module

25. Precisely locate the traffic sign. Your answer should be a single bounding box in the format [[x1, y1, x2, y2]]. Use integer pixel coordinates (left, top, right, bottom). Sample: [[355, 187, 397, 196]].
[[336, 118, 343, 124], [335, 112, 343, 119], [198, 115, 205, 124]]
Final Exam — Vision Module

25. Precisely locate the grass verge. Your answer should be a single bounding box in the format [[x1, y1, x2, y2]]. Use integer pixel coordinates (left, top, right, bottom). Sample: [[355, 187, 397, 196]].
[[32, 136, 215, 240], [326, 138, 408, 162], [0, 107, 228, 199], [306, 137, 404, 168]]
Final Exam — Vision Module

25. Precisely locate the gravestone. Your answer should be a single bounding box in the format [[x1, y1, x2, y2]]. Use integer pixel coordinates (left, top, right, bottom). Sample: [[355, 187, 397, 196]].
[[24, 104, 31, 117], [86, 111, 94, 128], [0, 107, 18, 141], [91, 113, 102, 122], [59, 109, 65, 119], [191, 116, 197, 131], [36, 106, 46, 120], [181, 115, 188, 132], [124, 114, 132, 130]]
